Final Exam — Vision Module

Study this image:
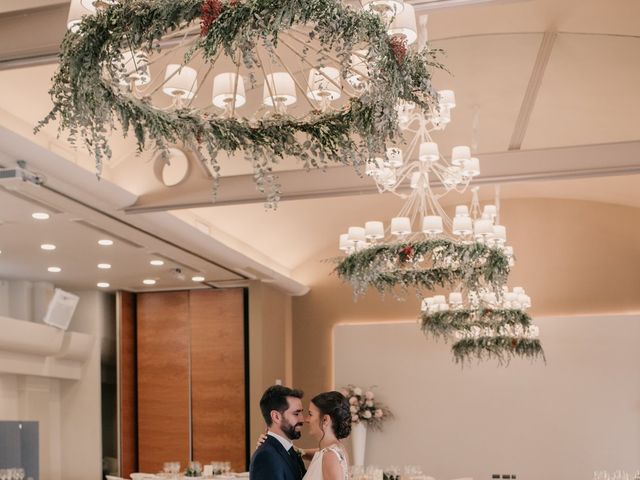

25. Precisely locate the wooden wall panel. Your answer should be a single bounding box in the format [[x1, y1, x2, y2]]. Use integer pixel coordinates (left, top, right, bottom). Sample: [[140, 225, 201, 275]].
[[137, 291, 190, 473], [190, 289, 246, 471], [117, 291, 137, 478]]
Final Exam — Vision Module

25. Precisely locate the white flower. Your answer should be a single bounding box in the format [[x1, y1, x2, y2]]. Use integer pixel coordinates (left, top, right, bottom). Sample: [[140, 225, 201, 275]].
[[349, 396, 358, 405], [374, 409, 383, 418], [353, 387, 362, 396], [365, 391, 374, 400], [363, 410, 372, 419], [365, 400, 373, 407], [351, 414, 359, 422], [340, 389, 349, 397], [350, 405, 358, 413]]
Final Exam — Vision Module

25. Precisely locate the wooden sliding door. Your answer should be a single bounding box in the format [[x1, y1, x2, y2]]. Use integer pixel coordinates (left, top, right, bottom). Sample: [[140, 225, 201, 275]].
[[127, 288, 247, 473], [190, 289, 246, 471], [137, 291, 191, 473]]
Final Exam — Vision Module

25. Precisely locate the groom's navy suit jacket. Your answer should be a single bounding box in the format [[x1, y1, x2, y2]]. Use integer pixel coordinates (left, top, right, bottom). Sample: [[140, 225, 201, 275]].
[[249, 434, 306, 480]]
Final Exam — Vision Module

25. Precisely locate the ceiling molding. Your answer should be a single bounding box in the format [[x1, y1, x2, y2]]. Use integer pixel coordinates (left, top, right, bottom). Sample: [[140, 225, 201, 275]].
[[124, 140, 640, 211], [508, 31, 557, 150]]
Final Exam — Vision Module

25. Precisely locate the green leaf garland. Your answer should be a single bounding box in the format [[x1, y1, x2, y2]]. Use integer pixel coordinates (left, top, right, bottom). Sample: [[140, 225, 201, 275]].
[[37, 0, 442, 205]]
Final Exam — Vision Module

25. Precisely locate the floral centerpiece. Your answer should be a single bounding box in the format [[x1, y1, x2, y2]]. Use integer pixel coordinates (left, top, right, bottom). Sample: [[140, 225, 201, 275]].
[[341, 385, 392, 430]]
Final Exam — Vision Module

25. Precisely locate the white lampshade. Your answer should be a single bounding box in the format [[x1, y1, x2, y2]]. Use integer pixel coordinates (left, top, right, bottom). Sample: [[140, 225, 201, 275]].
[[163, 64, 197, 99], [391, 217, 411, 236], [422, 215, 443, 235], [263, 72, 296, 106], [347, 50, 369, 89], [388, 3, 417, 45], [493, 225, 507, 243], [433, 106, 451, 125], [67, 0, 93, 32], [386, 147, 403, 167], [307, 67, 341, 101], [432, 295, 446, 304], [115, 50, 151, 86], [365, 221, 384, 240], [474, 219, 493, 237], [452, 216, 473, 236], [212, 72, 246, 108], [518, 294, 532, 309], [339, 234, 353, 252], [483, 204, 497, 218], [462, 157, 480, 177], [348, 226, 366, 242], [455, 205, 469, 217], [421, 297, 433, 312], [377, 167, 396, 187], [449, 292, 463, 304], [418, 142, 439, 163], [366, 157, 384, 176], [438, 89, 456, 109], [451, 146, 471, 165], [362, 0, 404, 14]]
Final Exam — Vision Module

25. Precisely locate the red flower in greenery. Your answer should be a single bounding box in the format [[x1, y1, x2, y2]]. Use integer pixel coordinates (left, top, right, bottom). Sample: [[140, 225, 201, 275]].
[[200, 0, 223, 37], [389, 36, 408, 65], [511, 338, 518, 348], [399, 245, 414, 262]]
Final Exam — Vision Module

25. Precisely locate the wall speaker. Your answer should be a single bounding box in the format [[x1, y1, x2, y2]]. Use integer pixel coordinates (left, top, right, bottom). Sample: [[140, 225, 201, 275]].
[[42, 288, 79, 330]]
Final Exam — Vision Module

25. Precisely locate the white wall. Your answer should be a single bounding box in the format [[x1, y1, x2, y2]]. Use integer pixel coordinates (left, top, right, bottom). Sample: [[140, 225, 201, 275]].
[[0, 284, 110, 480], [334, 315, 640, 480]]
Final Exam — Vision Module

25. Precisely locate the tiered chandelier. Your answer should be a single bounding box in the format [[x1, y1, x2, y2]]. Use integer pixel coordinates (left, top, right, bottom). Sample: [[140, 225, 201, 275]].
[[43, 0, 439, 205], [335, 85, 544, 364]]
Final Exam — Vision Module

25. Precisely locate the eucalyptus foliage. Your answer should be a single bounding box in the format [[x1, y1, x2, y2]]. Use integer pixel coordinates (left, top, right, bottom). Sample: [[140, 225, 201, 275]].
[[452, 336, 545, 366], [37, 0, 442, 205], [420, 308, 533, 340], [334, 239, 510, 297]]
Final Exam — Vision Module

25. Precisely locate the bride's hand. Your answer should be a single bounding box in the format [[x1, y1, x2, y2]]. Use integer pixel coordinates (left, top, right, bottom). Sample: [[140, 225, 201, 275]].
[[255, 431, 268, 450]]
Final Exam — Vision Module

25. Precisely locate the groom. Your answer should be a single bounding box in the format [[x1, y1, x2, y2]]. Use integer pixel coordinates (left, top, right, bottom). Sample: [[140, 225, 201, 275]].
[[249, 385, 307, 480]]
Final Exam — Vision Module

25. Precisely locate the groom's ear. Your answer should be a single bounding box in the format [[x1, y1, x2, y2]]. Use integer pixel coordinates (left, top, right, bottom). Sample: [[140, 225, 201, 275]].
[[270, 410, 281, 425]]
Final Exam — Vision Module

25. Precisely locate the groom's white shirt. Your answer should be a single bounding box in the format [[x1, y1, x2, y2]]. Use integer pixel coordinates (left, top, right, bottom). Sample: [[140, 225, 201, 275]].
[[267, 430, 293, 452]]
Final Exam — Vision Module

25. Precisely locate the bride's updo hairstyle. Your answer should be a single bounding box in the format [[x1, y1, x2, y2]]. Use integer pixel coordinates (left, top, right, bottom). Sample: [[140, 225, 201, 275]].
[[311, 391, 352, 440]]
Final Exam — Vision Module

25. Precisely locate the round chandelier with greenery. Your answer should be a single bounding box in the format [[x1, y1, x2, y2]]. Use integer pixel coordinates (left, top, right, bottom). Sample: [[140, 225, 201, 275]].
[[39, 0, 441, 205]]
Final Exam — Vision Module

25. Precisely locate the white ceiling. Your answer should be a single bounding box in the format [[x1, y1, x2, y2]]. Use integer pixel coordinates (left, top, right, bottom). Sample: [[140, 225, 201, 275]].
[[0, 0, 639, 291]]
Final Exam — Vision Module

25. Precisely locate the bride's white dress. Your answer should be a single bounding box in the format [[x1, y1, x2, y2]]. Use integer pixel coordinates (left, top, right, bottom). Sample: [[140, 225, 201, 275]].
[[303, 445, 349, 480]]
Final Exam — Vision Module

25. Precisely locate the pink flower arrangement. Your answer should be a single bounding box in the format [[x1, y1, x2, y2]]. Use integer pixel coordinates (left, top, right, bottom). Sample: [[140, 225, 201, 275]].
[[341, 385, 392, 430]]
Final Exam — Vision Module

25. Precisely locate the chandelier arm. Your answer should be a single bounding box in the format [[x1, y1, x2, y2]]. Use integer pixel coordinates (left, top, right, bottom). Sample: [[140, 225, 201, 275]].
[[268, 43, 319, 112], [186, 61, 215, 109], [285, 30, 372, 82], [279, 38, 348, 98], [231, 51, 242, 118], [139, 27, 201, 93]]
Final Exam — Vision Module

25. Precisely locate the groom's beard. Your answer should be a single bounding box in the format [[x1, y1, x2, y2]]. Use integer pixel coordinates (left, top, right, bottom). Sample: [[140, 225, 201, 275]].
[[281, 419, 303, 440]]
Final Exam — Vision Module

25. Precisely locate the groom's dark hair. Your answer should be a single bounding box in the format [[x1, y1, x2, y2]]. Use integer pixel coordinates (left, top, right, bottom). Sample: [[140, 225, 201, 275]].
[[260, 385, 304, 426]]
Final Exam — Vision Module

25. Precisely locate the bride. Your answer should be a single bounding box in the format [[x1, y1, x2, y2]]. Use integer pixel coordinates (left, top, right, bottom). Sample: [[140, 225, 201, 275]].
[[303, 391, 351, 480]]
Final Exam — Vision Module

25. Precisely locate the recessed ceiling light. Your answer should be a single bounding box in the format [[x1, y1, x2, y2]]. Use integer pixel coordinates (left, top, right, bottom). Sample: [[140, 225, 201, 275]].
[[98, 239, 114, 246], [150, 259, 164, 266], [32, 212, 50, 220], [97, 263, 111, 269], [142, 279, 156, 285], [192, 275, 205, 282], [40, 244, 56, 251], [48, 266, 62, 273], [97, 282, 110, 288]]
